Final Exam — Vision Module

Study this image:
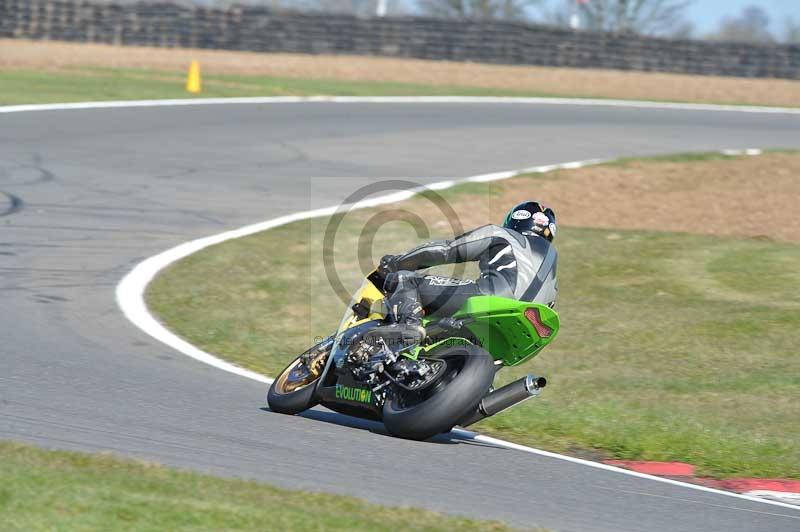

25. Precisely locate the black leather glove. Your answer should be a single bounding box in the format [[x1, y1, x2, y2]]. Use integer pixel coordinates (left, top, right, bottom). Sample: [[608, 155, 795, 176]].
[[378, 254, 400, 275]]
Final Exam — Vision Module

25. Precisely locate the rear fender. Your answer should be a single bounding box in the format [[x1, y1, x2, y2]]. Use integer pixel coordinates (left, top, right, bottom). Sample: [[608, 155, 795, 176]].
[[453, 296, 560, 366]]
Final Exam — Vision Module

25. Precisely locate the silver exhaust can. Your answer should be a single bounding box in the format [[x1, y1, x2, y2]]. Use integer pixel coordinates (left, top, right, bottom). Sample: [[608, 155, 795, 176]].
[[459, 374, 546, 428]]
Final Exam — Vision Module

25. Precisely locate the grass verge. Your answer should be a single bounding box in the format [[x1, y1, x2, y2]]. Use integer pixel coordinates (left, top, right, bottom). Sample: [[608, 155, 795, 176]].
[[147, 152, 800, 480], [0, 66, 795, 107], [4, 39, 800, 107], [0, 67, 560, 105], [0, 441, 516, 531]]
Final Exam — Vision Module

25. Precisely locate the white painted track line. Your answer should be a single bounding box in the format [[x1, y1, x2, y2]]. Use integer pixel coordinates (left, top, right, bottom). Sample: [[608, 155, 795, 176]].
[[111, 151, 799, 513], [115, 156, 606, 384], [744, 491, 800, 504], [6, 96, 797, 513], [2, 95, 800, 115]]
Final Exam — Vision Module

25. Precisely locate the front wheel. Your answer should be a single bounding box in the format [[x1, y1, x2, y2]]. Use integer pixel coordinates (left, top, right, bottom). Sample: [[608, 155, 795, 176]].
[[382, 345, 495, 440], [267, 338, 331, 415]]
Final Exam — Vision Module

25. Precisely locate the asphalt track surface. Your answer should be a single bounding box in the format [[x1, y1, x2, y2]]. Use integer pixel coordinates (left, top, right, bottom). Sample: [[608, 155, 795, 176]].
[[2, 101, 799, 531]]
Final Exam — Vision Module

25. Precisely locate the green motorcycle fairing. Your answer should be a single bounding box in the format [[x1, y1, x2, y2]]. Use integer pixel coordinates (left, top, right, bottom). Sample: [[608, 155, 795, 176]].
[[413, 296, 559, 366], [451, 296, 559, 366], [340, 276, 559, 368]]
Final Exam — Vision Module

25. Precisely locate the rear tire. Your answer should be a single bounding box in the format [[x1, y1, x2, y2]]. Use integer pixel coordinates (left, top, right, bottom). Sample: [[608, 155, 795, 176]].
[[382, 345, 494, 440], [267, 342, 329, 415]]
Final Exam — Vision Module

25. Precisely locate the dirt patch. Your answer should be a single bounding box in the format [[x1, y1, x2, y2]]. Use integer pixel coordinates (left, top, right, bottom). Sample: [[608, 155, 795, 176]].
[[489, 152, 800, 242], [2, 39, 800, 107]]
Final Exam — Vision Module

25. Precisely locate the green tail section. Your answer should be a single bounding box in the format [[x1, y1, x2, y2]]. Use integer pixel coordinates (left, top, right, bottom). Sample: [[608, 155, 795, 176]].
[[453, 296, 560, 366]]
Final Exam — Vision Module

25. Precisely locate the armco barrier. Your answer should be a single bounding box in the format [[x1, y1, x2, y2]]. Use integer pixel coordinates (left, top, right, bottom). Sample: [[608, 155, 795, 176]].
[[1, 0, 798, 79]]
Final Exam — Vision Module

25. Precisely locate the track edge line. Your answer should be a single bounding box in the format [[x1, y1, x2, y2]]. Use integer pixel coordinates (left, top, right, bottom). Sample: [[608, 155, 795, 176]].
[[109, 143, 800, 513], [3, 96, 800, 114]]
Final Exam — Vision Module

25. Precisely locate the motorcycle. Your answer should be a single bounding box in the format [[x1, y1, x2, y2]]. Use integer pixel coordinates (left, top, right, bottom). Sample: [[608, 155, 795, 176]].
[[267, 269, 560, 440]]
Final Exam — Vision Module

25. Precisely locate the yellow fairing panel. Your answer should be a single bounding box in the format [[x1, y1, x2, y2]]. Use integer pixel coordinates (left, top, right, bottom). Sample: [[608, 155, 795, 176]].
[[337, 277, 386, 333]]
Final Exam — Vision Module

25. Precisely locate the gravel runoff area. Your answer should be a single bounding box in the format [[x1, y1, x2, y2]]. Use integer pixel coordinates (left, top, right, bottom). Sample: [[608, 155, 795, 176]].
[[2, 39, 800, 107], [491, 152, 800, 243]]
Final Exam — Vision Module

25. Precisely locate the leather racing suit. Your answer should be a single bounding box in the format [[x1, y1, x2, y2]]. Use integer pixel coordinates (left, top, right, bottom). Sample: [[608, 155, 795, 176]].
[[382, 224, 558, 323]]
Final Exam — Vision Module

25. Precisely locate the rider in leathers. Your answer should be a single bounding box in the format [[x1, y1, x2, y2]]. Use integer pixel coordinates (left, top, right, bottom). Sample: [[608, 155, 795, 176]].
[[379, 201, 558, 325]]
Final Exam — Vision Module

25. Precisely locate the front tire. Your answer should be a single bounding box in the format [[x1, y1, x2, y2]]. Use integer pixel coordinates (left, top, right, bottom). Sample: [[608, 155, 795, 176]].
[[382, 345, 494, 440], [267, 340, 330, 415]]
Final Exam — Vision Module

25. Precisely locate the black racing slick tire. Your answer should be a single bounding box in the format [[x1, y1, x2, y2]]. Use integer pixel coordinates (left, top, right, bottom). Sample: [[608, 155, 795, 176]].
[[267, 340, 330, 415], [382, 345, 495, 441]]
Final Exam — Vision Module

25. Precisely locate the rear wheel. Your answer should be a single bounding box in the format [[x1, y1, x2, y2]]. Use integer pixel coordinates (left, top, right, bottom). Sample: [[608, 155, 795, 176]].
[[267, 339, 331, 415], [382, 344, 494, 440]]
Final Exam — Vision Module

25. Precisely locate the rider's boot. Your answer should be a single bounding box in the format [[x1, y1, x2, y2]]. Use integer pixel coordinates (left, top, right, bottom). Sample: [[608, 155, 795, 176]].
[[384, 271, 425, 323], [377, 271, 426, 346]]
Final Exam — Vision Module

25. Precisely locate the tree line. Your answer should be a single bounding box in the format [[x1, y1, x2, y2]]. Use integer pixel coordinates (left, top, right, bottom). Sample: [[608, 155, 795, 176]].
[[128, 0, 800, 43]]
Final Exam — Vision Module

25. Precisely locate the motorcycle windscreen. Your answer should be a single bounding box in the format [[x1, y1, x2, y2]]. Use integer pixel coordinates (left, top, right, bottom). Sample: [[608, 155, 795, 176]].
[[336, 276, 386, 334]]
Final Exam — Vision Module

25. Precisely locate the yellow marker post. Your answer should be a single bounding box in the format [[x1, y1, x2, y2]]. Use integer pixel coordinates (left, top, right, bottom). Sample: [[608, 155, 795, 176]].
[[186, 60, 202, 94]]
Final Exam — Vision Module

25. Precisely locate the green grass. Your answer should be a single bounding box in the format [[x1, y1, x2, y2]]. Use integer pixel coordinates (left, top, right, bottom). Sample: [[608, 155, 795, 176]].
[[604, 150, 800, 167], [605, 152, 741, 166], [147, 157, 800, 480], [0, 68, 559, 105], [2, 67, 795, 107], [0, 441, 516, 531]]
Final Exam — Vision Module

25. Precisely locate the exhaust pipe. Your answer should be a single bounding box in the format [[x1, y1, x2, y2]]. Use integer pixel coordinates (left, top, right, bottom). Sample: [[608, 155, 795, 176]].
[[459, 374, 546, 428]]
